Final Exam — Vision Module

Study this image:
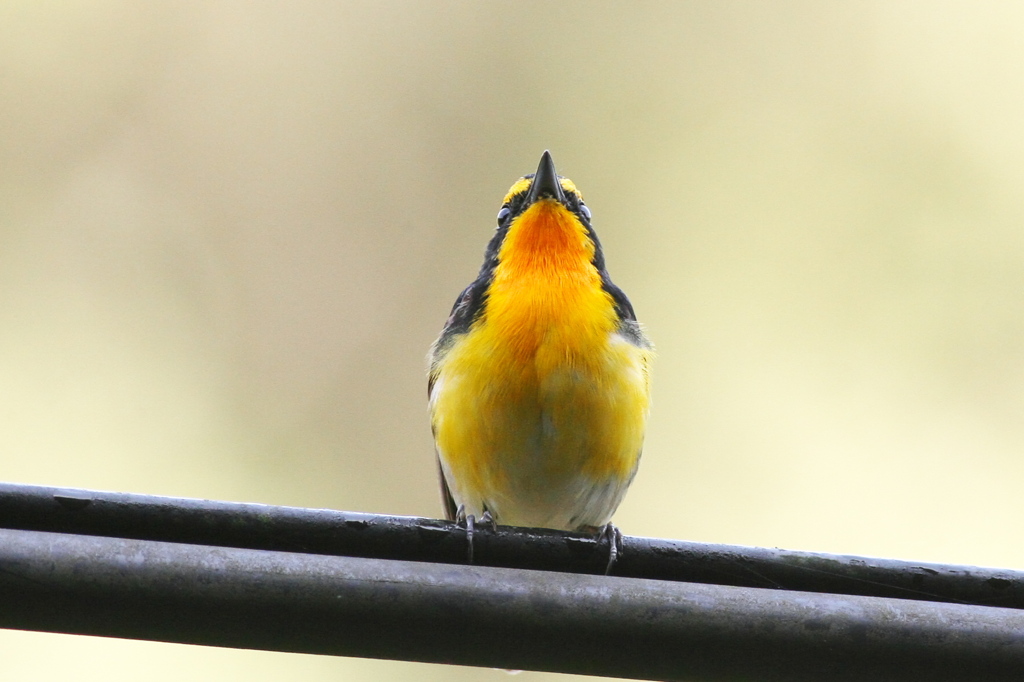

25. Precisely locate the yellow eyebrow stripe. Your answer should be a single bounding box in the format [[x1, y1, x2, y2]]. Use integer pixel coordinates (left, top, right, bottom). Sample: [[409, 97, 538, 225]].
[[500, 177, 583, 205]]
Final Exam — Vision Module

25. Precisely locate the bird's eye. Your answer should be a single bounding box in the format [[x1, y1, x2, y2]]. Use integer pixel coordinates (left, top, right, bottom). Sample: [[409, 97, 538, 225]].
[[580, 204, 592, 221], [497, 206, 511, 223]]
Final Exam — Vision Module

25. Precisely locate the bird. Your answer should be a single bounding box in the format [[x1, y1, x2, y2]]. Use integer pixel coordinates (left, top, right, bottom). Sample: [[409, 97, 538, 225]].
[[428, 151, 652, 569]]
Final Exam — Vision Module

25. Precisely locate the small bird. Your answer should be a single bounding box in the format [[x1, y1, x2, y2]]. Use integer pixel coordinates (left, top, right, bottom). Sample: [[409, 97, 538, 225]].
[[428, 151, 652, 564]]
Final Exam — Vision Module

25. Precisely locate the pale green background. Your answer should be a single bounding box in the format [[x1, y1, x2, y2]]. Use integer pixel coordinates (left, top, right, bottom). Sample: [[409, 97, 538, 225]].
[[2, 2, 1023, 680]]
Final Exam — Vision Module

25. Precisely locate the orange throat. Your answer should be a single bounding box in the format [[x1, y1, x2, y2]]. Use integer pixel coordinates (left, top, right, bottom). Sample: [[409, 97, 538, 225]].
[[482, 200, 616, 362]]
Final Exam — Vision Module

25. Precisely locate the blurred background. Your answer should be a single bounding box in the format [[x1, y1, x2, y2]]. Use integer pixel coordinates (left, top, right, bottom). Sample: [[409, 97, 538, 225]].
[[2, 1, 1024, 680]]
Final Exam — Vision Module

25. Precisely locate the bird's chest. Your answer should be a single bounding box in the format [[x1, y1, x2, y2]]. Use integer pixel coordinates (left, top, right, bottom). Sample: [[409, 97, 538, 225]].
[[436, 324, 640, 529], [444, 312, 624, 476], [470, 273, 615, 411]]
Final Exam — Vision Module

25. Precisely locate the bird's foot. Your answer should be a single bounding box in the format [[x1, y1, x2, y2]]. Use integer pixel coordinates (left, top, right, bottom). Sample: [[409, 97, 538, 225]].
[[479, 510, 498, 533], [454, 505, 476, 563], [455, 506, 497, 564], [596, 523, 624, 575]]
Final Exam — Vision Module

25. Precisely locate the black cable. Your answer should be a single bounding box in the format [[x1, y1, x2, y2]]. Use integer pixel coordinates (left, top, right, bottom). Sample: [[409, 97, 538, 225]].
[[1, 481, 1022, 609], [2, 527, 1023, 682]]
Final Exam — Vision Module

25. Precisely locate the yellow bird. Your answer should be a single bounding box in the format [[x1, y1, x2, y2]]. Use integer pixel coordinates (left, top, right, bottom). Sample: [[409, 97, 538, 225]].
[[428, 151, 652, 559]]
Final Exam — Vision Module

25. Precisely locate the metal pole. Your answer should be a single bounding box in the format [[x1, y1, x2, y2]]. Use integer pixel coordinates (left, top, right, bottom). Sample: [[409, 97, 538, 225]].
[[1, 528, 1023, 682], [1, 482, 1022, 609]]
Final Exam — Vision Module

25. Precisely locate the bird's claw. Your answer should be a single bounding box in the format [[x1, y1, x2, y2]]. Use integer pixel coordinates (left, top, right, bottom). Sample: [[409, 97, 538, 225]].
[[598, 523, 624, 575], [456, 506, 497, 564], [479, 510, 497, 532], [454, 505, 475, 563]]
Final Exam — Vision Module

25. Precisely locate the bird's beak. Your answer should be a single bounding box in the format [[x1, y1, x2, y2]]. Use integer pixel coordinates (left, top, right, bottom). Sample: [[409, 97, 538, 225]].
[[524, 150, 566, 205]]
